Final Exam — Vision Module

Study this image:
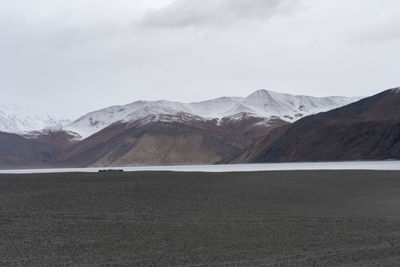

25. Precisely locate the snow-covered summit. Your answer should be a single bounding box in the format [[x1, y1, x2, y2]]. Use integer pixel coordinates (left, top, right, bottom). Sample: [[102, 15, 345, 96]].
[[64, 89, 361, 139], [242, 89, 360, 120], [0, 103, 68, 134]]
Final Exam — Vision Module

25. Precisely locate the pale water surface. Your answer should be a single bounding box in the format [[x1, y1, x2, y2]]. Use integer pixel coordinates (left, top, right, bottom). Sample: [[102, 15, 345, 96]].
[[1, 161, 399, 174]]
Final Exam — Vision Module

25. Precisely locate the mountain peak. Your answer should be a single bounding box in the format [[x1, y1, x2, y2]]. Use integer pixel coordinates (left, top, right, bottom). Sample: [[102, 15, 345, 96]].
[[247, 89, 274, 97]]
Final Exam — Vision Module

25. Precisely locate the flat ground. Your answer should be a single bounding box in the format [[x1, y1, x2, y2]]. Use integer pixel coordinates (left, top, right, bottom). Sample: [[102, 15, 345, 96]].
[[1, 171, 400, 266]]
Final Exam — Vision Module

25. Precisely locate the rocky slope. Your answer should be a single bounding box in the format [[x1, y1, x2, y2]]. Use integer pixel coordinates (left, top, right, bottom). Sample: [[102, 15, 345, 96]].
[[57, 113, 285, 167]]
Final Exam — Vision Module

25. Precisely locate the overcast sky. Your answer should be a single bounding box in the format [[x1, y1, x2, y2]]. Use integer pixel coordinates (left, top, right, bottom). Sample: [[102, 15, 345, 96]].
[[1, 0, 399, 119]]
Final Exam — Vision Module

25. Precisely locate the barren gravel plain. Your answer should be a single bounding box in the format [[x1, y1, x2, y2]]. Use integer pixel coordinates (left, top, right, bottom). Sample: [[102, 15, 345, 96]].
[[1, 170, 400, 266]]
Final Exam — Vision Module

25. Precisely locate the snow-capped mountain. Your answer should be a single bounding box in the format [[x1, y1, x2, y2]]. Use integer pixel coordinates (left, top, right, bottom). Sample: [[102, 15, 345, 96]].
[[64, 90, 361, 139], [234, 88, 400, 163], [0, 103, 68, 133]]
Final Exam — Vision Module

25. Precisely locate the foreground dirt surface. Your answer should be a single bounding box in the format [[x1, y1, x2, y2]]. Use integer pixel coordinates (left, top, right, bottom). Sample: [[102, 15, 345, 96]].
[[1, 171, 400, 266]]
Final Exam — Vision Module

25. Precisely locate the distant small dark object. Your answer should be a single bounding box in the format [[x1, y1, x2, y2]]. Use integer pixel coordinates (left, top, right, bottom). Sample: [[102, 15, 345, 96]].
[[98, 169, 124, 173]]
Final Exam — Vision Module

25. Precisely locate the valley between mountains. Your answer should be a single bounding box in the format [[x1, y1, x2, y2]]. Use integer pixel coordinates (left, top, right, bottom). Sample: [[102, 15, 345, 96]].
[[1, 88, 399, 169]]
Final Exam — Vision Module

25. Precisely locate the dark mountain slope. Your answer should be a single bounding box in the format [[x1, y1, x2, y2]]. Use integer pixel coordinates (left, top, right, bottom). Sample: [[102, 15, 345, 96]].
[[235, 88, 400, 163], [0, 131, 77, 168]]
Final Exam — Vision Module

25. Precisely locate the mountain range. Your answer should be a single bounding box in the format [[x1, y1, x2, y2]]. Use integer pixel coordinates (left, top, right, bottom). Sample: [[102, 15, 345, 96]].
[[63, 90, 359, 139], [232, 88, 400, 163], [1, 88, 399, 169]]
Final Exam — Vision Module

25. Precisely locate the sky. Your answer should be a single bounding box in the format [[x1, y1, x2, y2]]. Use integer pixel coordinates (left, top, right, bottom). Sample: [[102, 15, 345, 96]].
[[1, 0, 399, 119]]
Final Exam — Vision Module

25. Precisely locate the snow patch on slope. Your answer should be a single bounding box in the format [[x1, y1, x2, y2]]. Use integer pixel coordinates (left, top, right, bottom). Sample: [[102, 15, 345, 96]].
[[390, 87, 400, 94]]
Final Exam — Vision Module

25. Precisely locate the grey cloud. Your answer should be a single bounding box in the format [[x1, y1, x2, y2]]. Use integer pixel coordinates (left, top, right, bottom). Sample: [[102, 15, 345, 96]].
[[140, 0, 302, 28]]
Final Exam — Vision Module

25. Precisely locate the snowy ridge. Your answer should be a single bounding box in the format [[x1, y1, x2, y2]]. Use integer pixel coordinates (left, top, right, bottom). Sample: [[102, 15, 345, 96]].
[[0, 103, 68, 134], [242, 90, 360, 120], [64, 89, 361, 139]]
